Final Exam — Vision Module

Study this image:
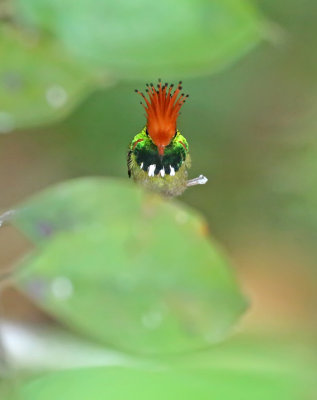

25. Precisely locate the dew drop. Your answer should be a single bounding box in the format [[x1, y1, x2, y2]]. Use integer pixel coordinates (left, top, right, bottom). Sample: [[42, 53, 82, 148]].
[[51, 276, 73, 300], [46, 85, 68, 108], [175, 210, 188, 224], [141, 311, 163, 330], [0, 111, 15, 133]]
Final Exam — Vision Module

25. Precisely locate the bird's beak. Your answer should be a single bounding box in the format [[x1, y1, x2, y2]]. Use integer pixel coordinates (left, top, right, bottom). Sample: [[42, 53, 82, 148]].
[[158, 145, 165, 156]]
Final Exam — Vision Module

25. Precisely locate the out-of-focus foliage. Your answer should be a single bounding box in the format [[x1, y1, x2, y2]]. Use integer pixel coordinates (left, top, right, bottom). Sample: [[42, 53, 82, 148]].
[[0, 0, 263, 130], [12, 178, 246, 354], [16, 0, 262, 78], [0, 383, 10, 400], [1, 0, 317, 399], [0, 26, 98, 131], [263, 116, 317, 244], [35, 73, 317, 253], [17, 367, 301, 400], [18, 335, 316, 400]]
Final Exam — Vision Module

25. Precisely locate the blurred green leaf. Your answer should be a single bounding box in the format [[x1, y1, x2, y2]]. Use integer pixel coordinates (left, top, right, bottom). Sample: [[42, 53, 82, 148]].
[[18, 349, 314, 400], [0, 26, 103, 131], [12, 178, 247, 354], [16, 0, 263, 79], [0, 377, 20, 400], [12, 332, 317, 399]]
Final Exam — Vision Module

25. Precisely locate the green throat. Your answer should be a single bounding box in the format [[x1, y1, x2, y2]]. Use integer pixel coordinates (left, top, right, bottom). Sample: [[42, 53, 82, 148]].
[[128, 128, 189, 178]]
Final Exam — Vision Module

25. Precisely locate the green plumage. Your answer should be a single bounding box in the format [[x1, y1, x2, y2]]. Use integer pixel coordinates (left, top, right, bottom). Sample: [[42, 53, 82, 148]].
[[127, 127, 191, 197]]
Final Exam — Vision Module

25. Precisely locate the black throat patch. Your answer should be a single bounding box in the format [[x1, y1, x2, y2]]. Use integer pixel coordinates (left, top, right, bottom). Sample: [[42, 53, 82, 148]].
[[133, 142, 186, 175]]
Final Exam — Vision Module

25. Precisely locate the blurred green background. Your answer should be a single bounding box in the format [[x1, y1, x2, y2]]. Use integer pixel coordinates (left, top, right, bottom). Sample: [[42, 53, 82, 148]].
[[0, 0, 316, 399]]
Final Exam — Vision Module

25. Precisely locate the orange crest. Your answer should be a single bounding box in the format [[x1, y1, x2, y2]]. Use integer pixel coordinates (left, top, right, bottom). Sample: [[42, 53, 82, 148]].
[[135, 80, 188, 155]]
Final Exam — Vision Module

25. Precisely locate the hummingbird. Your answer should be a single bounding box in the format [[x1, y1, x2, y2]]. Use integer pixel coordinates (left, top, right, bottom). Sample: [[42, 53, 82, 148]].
[[127, 80, 193, 197]]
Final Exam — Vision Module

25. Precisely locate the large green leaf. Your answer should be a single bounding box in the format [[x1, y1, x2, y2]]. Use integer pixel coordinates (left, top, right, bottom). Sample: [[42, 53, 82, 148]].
[[12, 332, 317, 399], [18, 351, 315, 400], [16, 0, 263, 79], [12, 178, 247, 354], [0, 26, 101, 131]]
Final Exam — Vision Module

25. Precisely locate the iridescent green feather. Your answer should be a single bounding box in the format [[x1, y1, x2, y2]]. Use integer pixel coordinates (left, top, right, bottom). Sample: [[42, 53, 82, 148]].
[[127, 127, 191, 197]]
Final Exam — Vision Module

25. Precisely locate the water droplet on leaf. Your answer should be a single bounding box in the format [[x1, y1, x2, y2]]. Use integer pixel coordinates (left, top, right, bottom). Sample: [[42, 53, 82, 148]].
[[141, 311, 163, 330], [46, 85, 68, 108], [0, 111, 15, 133], [51, 276, 73, 300]]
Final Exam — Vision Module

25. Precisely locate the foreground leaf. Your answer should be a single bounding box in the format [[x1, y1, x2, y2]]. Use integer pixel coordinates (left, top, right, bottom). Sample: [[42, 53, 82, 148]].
[[13, 178, 247, 354], [16, 0, 263, 79], [8, 332, 317, 399], [18, 347, 316, 400], [0, 26, 102, 131]]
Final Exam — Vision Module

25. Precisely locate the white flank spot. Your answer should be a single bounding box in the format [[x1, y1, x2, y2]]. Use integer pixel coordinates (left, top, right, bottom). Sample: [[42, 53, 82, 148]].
[[140, 162, 144, 169], [160, 168, 165, 177], [148, 164, 156, 177], [170, 166, 175, 176]]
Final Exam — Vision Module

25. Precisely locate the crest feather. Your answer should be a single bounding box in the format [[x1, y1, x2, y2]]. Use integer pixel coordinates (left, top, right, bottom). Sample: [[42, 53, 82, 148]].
[[135, 80, 189, 154]]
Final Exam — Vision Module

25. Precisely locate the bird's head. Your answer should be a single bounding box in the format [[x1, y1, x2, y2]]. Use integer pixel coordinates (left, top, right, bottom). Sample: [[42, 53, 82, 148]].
[[135, 80, 188, 156]]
